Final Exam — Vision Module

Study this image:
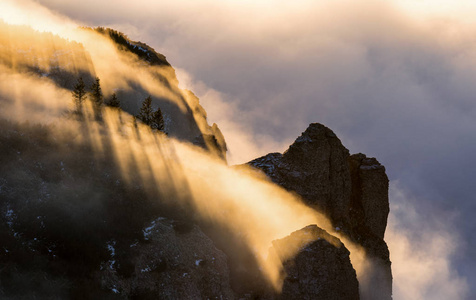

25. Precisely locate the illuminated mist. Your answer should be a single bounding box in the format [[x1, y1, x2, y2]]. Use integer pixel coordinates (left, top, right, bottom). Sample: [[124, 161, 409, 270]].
[[41, 1, 473, 299], [0, 15, 367, 292], [3, 0, 474, 298]]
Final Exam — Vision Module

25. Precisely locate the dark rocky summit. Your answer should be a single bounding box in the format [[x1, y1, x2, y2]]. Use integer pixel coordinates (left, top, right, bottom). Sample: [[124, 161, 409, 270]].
[[248, 123, 392, 300], [249, 124, 352, 226]]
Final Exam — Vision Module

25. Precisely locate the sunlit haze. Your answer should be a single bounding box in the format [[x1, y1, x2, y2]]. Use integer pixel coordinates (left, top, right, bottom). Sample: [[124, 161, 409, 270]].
[[1, 0, 476, 299]]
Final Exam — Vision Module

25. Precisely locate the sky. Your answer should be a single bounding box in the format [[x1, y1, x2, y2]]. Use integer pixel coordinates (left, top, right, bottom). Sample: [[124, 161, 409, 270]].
[[3, 0, 476, 299]]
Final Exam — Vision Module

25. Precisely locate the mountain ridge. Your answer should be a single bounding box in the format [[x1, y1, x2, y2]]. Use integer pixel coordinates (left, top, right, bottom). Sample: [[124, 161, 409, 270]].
[[0, 23, 391, 299]]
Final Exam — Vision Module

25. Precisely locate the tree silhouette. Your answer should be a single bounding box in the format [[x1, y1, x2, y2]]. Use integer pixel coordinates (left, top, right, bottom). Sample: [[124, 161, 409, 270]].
[[72, 77, 86, 113], [106, 93, 120, 108], [138, 96, 153, 125], [151, 107, 165, 132], [90, 77, 103, 119]]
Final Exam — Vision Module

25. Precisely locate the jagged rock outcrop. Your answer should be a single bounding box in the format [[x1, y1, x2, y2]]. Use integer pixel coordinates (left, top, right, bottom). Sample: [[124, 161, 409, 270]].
[[269, 225, 359, 300], [347, 154, 392, 300], [348, 153, 389, 239], [249, 124, 352, 227], [99, 218, 235, 299], [248, 123, 392, 300]]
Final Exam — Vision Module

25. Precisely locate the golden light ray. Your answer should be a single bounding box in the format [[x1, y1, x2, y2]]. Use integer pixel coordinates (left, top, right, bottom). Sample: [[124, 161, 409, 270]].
[[0, 0, 371, 291]]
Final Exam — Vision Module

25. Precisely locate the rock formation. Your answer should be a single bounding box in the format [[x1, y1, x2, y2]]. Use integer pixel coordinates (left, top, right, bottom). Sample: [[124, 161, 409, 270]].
[[248, 123, 392, 300], [248, 124, 352, 226], [348, 153, 390, 239], [269, 225, 359, 300]]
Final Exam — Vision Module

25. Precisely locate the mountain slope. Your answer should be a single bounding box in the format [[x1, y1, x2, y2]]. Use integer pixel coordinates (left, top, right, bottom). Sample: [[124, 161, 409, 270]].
[[0, 23, 391, 299], [0, 21, 226, 159]]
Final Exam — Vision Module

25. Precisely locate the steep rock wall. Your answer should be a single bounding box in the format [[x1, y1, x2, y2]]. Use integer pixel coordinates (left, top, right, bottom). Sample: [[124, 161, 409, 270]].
[[248, 123, 392, 300]]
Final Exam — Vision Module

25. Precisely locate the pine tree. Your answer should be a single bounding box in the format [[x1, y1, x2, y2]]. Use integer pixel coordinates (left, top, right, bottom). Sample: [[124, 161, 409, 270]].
[[151, 107, 165, 132], [107, 93, 120, 108], [138, 96, 153, 125], [90, 77, 103, 108], [90, 77, 103, 119], [72, 77, 86, 113]]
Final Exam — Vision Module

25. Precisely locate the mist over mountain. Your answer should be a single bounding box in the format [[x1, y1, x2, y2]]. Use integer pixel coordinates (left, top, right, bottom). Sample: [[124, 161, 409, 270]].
[[1, 1, 475, 299], [0, 16, 396, 300], [25, 1, 475, 299]]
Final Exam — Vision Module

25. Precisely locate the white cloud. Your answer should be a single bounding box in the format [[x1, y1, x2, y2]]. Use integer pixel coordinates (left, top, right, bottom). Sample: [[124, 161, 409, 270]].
[[387, 182, 469, 300]]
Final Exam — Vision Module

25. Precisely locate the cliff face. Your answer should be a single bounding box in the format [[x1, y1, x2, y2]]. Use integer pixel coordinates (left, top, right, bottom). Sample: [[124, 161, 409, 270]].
[[249, 124, 352, 226], [348, 153, 390, 239], [248, 123, 392, 300]]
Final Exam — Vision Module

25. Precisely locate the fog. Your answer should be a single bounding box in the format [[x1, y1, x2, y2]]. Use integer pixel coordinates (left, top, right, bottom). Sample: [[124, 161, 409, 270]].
[[0, 15, 368, 292], [4, 0, 476, 298]]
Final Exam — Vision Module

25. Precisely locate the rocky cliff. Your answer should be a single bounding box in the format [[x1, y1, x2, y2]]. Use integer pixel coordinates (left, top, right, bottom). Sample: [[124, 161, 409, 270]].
[[248, 123, 392, 300]]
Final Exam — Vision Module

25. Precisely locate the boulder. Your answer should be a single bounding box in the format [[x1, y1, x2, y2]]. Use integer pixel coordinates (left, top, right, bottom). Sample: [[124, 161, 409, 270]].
[[270, 225, 359, 300]]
